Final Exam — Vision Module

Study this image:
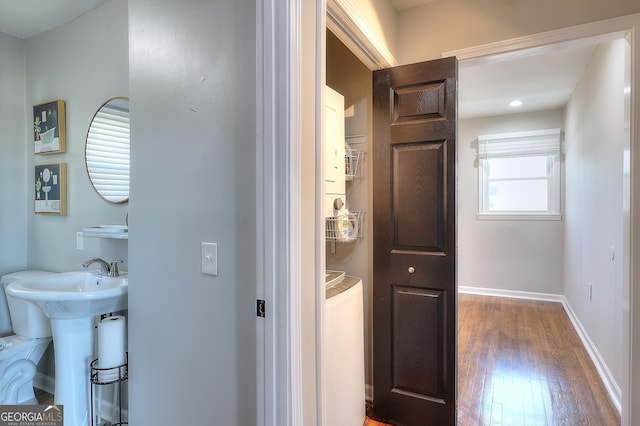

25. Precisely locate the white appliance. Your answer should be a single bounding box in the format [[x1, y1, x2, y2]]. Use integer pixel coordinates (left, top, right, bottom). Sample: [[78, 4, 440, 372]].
[[324, 85, 346, 218], [325, 274, 365, 426], [0, 270, 54, 404]]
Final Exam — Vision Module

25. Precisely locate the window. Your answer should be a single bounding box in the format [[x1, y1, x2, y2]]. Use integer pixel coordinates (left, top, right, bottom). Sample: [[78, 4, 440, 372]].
[[478, 129, 562, 220]]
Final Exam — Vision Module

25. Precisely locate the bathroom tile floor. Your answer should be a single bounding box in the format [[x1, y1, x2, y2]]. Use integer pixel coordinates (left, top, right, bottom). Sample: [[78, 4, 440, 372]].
[[365, 294, 620, 426]]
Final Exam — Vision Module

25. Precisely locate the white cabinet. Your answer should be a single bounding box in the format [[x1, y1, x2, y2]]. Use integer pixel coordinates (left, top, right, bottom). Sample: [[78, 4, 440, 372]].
[[324, 86, 346, 218]]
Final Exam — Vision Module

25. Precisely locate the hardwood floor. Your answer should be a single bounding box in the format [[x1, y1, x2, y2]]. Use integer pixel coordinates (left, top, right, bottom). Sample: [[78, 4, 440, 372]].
[[367, 294, 620, 426]]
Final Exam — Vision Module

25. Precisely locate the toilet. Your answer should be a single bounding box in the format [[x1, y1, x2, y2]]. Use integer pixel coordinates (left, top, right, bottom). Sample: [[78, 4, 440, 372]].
[[0, 270, 54, 405]]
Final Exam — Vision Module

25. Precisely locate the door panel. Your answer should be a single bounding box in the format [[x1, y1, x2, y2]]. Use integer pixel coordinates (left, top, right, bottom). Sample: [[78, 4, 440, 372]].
[[393, 142, 445, 252], [393, 286, 444, 399], [372, 57, 457, 425]]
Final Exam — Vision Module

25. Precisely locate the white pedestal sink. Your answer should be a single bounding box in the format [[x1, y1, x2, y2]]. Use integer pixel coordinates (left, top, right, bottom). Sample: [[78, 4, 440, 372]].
[[6, 271, 128, 426]]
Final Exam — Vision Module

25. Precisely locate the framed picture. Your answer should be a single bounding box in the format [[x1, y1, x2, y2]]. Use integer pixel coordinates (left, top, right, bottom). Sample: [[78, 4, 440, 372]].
[[35, 163, 66, 215], [33, 100, 66, 154]]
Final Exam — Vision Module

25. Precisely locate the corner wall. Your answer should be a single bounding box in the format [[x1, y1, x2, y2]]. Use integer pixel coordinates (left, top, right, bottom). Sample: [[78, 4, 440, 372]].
[[458, 110, 565, 295], [564, 39, 627, 391]]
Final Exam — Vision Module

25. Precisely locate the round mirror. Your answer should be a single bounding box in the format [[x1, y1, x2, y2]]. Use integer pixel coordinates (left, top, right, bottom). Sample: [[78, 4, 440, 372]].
[[85, 97, 130, 203]]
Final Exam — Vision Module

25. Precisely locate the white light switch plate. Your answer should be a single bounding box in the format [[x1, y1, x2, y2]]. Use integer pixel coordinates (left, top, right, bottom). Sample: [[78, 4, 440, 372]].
[[201, 242, 217, 276], [76, 232, 84, 251]]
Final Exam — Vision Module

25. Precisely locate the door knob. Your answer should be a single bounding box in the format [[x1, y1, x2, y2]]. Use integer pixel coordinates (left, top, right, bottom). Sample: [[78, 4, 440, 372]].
[[408, 266, 415, 274]]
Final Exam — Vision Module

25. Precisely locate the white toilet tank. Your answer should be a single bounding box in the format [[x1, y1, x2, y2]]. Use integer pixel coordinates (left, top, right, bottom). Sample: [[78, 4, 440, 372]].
[[1, 271, 54, 339]]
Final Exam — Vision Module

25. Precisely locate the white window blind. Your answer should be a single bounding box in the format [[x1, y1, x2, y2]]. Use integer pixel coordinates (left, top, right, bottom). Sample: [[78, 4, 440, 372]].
[[477, 129, 562, 220], [86, 103, 130, 202], [478, 128, 561, 158]]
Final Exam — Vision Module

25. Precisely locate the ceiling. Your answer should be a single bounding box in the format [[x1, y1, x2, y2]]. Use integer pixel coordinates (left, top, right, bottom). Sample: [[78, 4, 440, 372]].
[[0, 0, 596, 120], [458, 43, 597, 119], [0, 0, 107, 40]]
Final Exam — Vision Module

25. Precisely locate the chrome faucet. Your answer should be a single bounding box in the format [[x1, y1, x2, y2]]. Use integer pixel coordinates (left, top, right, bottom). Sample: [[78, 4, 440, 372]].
[[82, 258, 123, 277]]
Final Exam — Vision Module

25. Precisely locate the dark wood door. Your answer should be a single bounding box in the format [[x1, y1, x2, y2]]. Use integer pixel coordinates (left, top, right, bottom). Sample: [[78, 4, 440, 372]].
[[372, 57, 457, 425]]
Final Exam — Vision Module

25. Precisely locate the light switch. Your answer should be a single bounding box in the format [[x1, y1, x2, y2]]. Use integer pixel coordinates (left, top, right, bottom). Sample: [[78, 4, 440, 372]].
[[77, 232, 84, 251], [201, 242, 217, 276]]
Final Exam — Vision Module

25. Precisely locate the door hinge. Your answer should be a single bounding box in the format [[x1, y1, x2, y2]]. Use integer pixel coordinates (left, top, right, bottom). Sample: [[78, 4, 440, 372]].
[[257, 299, 266, 318]]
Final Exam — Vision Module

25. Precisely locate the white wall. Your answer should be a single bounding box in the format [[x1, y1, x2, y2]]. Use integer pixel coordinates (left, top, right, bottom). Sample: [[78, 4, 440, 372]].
[[0, 32, 27, 335], [564, 39, 626, 389], [396, 0, 640, 63], [458, 110, 565, 294], [128, 0, 256, 424], [25, 0, 129, 273]]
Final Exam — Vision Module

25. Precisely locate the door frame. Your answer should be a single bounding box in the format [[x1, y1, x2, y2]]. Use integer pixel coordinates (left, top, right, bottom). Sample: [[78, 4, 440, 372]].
[[443, 15, 640, 419], [257, 2, 640, 425]]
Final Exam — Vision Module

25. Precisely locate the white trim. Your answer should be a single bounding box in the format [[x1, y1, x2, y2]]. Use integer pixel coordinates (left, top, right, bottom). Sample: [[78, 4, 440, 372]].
[[459, 286, 622, 413], [458, 285, 565, 303], [257, 0, 299, 425], [443, 13, 640, 65], [326, 0, 398, 70], [290, 0, 304, 422], [562, 297, 622, 413], [317, 4, 328, 426], [626, 20, 640, 426], [365, 384, 373, 402], [476, 213, 562, 221]]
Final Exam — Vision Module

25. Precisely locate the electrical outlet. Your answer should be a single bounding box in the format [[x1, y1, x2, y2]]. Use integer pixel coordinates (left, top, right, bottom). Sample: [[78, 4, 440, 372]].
[[201, 242, 217, 276], [76, 232, 84, 251]]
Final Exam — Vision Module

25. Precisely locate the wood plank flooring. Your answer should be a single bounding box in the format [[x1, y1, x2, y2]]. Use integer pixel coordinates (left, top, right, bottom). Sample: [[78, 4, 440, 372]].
[[367, 294, 620, 425]]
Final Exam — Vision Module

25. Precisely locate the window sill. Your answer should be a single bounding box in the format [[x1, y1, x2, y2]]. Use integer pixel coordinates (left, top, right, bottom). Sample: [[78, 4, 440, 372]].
[[476, 213, 562, 221]]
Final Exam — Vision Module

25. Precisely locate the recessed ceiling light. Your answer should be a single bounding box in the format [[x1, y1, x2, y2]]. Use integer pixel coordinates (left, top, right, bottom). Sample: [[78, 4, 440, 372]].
[[510, 100, 523, 108]]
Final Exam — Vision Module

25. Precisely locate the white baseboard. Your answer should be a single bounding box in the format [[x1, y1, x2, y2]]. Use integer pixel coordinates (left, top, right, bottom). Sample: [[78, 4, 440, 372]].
[[459, 286, 621, 414], [560, 298, 622, 413], [34, 372, 55, 396], [458, 285, 565, 303], [98, 398, 129, 424]]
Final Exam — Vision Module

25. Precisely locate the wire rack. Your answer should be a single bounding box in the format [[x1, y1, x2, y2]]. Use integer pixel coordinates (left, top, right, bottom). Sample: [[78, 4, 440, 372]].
[[90, 354, 128, 426], [345, 147, 363, 181], [326, 211, 364, 243]]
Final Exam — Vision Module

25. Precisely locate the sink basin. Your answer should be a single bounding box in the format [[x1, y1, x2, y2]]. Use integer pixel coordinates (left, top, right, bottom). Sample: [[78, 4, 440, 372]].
[[6, 270, 127, 319], [6, 270, 128, 426]]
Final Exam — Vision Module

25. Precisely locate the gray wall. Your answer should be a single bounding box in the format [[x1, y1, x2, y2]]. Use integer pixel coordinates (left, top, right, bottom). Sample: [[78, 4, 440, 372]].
[[458, 110, 566, 295], [0, 32, 27, 335], [25, 0, 129, 273], [564, 39, 627, 390], [128, 0, 257, 424]]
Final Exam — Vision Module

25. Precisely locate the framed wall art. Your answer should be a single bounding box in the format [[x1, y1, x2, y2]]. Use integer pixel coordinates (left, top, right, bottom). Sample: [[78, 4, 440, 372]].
[[35, 163, 66, 215], [33, 100, 66, 154]]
